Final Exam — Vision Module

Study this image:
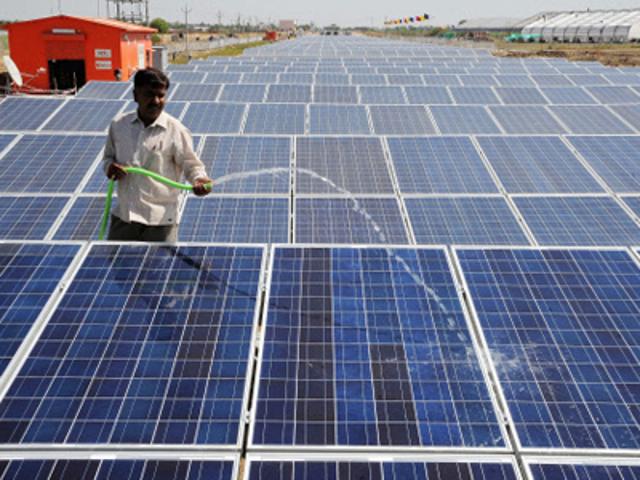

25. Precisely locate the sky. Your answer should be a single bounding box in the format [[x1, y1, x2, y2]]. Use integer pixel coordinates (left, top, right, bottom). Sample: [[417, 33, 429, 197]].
[[3, 0, 640, 28]]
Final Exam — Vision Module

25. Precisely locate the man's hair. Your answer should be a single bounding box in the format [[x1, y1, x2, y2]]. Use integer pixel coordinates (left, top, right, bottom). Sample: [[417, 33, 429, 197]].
[[133, 68, 170, 90]]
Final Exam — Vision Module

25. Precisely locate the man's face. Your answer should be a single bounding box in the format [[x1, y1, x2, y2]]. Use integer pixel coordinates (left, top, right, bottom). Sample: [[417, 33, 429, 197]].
[[134, 84, 167, 122]]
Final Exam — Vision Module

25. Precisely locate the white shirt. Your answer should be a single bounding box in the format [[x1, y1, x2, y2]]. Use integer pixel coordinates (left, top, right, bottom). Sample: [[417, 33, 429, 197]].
[[102, 110, 207, 225]]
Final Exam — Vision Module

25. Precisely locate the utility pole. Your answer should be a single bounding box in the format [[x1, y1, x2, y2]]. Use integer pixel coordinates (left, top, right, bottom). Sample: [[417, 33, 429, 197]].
[[217, 10, 223, 27], [182, 5, 192, 57]]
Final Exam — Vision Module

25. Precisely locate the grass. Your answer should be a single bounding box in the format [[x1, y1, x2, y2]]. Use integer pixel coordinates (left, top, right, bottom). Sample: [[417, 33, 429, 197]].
[[171, 40, 270, 64]]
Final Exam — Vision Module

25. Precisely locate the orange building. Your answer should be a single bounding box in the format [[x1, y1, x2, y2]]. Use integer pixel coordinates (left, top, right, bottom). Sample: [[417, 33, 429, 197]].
[[3, 15, 156, 91]]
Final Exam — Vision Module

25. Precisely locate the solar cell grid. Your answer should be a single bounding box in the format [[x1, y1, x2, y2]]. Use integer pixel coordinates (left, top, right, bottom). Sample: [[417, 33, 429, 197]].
[[244, 104, 305, 134], [204, 73, 242, 83], [0, 244, 264, 446], [514, 196, 640, 246], [495, 75, 535, 87], [0, 196, 70, 240], [0, 98, 64, 131], [308, 105, 370, 134], [180, 197, 289, 243], [528, 462, 640, 480], [422, 75, 461, 86], [277, 73, 314, 84], [457, 248, 640, 450], [359, 86, 406, 104], [539, 87, 597, 105], [566, 74, 611, 86], [494, 87, 548, 105], [252, 247, 505, 448], [219, 84, 267, 103], [314, 74, 350, 85], [169, 71, 207, 83], [477, 136, 603, 193], [241, 73, 278, 84], [449, 87, 501, 105], [531, 75, 573, 86], [549, 105, 635, 134], [295, 137, 393, 194], [52, 196, 109, 240], [266, 84, 312, 103], [42, 99, 125, 132], [404, 86, 453, 104], [459, 75, 497, 86], [586, 86, 640, 104], [0, 134, 16, 154], [387, 137, 499, 193], [430, 106, 501, 134], [405, 197, 530, 245], [489, 106, 566, 134], [170, 84, 221, 102], [76, 81, 131, 99], [369, 106, 436, 135], [350, 74, 387, 85], [312, 85, 358, 104], [387, 74, 424, 85], [182, 103, 246, 134]]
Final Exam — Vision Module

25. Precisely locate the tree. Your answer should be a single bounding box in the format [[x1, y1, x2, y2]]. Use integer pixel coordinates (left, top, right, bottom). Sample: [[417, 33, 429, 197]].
[[150, 17, 170, 33]]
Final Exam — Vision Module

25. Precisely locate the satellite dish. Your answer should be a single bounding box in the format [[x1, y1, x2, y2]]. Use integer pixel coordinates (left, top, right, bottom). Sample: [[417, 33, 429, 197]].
[[3, 56, 23, 87]]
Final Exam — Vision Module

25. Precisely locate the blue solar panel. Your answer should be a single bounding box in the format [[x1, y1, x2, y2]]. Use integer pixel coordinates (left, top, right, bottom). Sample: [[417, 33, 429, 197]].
[[622, 196, 640, 218], [242, 73, 278, 83], [77, 81, 132, 99], [315, 74, 350, 85], [180, 197, 289, 243], [406, 197, 530, 245], [430, 106, 501, 134], [52, 196, 110, 240], [387, 137, 499, 194], [200, 136, 290, 194], [531, 75, 573, 87], [514, 196, 640, 246], [0, 98, 64, 131], [548, 106, 634, 134], [603, 73, 640, 86], [252, 247, 505, 447], [528, 462, 640, 480], [539, 87, 597, 105], [489, 106, 566, 134], [459, 75, 497, 86], [244, 104, 305, 134], [0, 459, 235, 480], [449, 87, 501, 105], [351, 74, 386, 85], [369, 106, 436, 134], [169, 71, 207, 83], [266, 84, 312, 103], [457, 248, 640, 450], [422, 74, 461, 86], [0, 243, 79, 378], [182, 103, 246, 134], [387, 74, 424, 85], [566, 74, 611, 86], [278, 73, 314, 84], [359, 86, 406, 104], [309, 105, 370, 134], [171, 83, 221, 101], [42, 100, 125, 132], [0, 134, 16, 154], [0, 244, 263, 445], [205, 72, 242, 83], [247, 460, 518, 480], [219, 84, 267, 102], [404, 86, 453, 104], [295, 198, 407, 243], [477, 136, 603, 193], [609, 105, 640, 131], [0, 135, 104, 193], [586, 86, 640, 104], [494, 87, 548, 105], [496, 75, 536, 87], [313, 85, 358, 103], [0, 197, 70, 239], [296, 137, 393, 194]]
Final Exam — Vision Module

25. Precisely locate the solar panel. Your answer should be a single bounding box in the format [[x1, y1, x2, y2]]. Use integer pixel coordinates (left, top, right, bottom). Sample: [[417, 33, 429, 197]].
[[369, 106, 436, 134], [315, 73, 350, 85], [295, 197, 407, 243], [489, 106, 566, 134], [494, 87, 548, 105], [566, 74, 611, 86], [0, 134, 104, 193], [0, 97, 65, 131], [622, 196, 640, 218], [548, 106, 635, 134], [200, 136, 290, 194], [0, 134, 16, 154], [539, 87, 597, 105], [170, 83, 221, 101], [429, 106, 501, 134], [422, 74, 461, 86], [219, 84, 267, 103], [52, 196, 110, 240], [496, 75, 536, 87], [0, 196, 70, 239], [205, 72, 242, 83], [182, 103, 246, 134], [76, 81, 132, 99], [608, 105, 640, 132], [41, 99, 125, 132], [296, 137, 393, 194], [0, 243, 80, 378], [241, 73, 278, 84], [169, 71, 207, 83], [266, 84, 312, 103], [531, 75, 573, 86], [604, 73, 640, 86], [251, 246, 505, 447], [0, 458, 236, 479], [278, 73, 314, 84], [405, 197, 530, 245], [586, 86, 640, 104], [527, 462, 640, 480], [449, 87, 501, 105], [359, 86, 406, 104], [456, 247, 640, 450], [244, 104, 305, 134], [246, 458, 519, 479], [0, 244, 264, 446], [313, 85, 358, 103], [404, 86, 453, 104], [308, 105, 370, 134], [459, 75, 497, 86], [180, 197, 289, 243], [513, 196, 640, 246], [387, 137, 499, 193], [350, 74, 386, 85], [387, 74, 424, 85], [477, 136, 603, 193]]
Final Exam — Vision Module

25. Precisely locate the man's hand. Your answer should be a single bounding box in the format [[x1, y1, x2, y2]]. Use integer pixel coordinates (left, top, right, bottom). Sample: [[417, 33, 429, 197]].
[[192, 177, 213, 196], [106, 163, 127, 180]]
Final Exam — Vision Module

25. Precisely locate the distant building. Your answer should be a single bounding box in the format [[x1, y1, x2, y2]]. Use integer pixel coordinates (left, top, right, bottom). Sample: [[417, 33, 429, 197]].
[[279, 20, 296, 31], [454, 17, 534, 33]]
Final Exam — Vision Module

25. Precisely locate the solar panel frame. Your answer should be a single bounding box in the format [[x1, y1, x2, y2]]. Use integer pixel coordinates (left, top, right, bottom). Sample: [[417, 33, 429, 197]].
[[494, 87, 548, 105], [218, 84, 267, 103], [449, 87, 502, 105], [538, 87, 598, 105], [51, 196, 110, 240], [266, 84, 312, 103], [76, 81, 132, 100], [0, 196, 71, 240], [524, 457, 640, 480], [170, 84, 221, 102], [169, 71, 207, 83], [308, 105, 371, 135], [312, 86, 359, 104], [368, 106, 436, 135], [489, 106, 566, 135], [548, 105, 635, 134], [244, 104, 306, 134], [0, 98, 65, 131], [359, 86, 407, 105], [429, 106, 502, 134], [585, 86, 640, 105], [41, 99, 126, 133], [182, 103, 247, 134]]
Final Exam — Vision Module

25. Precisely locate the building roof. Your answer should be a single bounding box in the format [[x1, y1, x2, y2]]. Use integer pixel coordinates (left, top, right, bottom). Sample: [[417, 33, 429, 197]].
[[3, 14, 156, 33], [455, 15, 540, 32]]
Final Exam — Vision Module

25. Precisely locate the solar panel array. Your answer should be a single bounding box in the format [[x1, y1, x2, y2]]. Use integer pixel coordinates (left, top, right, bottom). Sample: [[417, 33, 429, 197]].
[[2, 36, 640, 478]]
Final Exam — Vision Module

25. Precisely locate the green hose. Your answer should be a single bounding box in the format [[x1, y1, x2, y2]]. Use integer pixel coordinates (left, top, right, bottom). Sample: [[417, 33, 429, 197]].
[[97, 166, 212, 240]]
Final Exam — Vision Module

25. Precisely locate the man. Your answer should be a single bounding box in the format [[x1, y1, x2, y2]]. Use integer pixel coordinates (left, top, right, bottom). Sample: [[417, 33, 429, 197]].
[[103, 67, 212, 242]]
